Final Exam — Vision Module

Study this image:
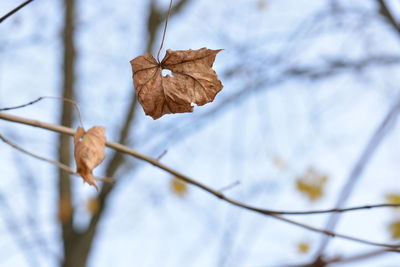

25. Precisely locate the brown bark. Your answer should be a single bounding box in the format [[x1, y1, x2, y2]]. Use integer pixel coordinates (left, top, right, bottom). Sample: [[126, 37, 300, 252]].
[[56, 1, 192, 266], [58, 0, 76, 265]]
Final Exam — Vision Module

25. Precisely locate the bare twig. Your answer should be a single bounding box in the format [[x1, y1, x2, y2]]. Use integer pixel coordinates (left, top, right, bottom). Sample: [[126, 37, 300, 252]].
[[140, 54, 400, 154], [314, 95, 400, 257], [0, 133, 115, 183], [0, 96, 84, 128], [0, 97, 43, 111], [45, 96, 84, 128], [156, 149, 168, 160], [0, 194, 39, 267], [156, 0, 173, 62], [377, 0, 400, 35], [218, 181, 241, 192], [11, 151, 61, 262], [2, 113, 400, 250], [325, 248, 396, 265], [0, 0, 34, 24]]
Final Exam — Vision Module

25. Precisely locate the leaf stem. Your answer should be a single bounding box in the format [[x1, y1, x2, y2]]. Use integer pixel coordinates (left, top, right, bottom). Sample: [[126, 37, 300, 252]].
[[44, 96, 85, 129], [156, 0, 173, 63]]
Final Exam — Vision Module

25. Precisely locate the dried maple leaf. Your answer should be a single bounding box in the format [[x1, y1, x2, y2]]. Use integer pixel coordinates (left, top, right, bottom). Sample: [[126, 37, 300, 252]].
[[130, 47, 223, 119], [73, 126, 106, 190]]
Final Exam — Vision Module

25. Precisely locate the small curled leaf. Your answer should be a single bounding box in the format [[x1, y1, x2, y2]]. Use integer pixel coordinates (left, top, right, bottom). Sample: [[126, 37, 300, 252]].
[[74, 126, 106, 190]]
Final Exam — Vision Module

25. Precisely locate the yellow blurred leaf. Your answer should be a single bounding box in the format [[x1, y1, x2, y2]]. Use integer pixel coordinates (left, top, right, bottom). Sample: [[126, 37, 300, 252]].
[[170, 176, 188, 198], [295, 167, 328, 202], [297, 241, 310, 254], [86, 197, 100, 215], [386, 193, 400, 204], [389, 220, 400, 239]]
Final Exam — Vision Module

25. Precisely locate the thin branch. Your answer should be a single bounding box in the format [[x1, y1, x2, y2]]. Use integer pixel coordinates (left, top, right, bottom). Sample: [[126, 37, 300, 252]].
[[377, 0, 400, 35], [156, 149, 168, 160], [140, 54, 400, 154], [325, 248, 395, 265], [0, 133, 115, 183], [45, 96, 84, 128], [0, 96, 84, 128], [0, 194, 40, 267], [0, 97, 43, 111], [218, 181, 241, 192], [11, 150, 61, 262], [146, 0, 190, 53], [2, 113, 400, 250], [156, 0, 173, 62], [314, 95, 400, 257], [0, 0, 34, 24]]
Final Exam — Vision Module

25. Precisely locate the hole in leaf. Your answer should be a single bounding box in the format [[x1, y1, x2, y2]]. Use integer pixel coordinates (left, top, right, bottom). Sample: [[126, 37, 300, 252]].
[[162, 69, 173, 77]]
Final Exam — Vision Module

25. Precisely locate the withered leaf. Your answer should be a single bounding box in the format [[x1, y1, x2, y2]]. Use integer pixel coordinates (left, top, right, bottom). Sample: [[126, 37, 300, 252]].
[[74, 126, 106, 190], [130, 47, 223, 119]]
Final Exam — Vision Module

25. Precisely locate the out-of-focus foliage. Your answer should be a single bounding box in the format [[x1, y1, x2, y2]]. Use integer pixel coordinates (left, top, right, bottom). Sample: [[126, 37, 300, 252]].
[[295, 167, 328, 202], [386, 193, 400, 205], [170, 176, 188, 197], [389, 220, 400, 239], [297, 241, 310, 254]]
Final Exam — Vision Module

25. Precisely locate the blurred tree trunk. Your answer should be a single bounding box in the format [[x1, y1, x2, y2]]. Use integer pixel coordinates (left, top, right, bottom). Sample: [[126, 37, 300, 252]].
[[58, 0, 76, 266], [56, 1, 192, 266]]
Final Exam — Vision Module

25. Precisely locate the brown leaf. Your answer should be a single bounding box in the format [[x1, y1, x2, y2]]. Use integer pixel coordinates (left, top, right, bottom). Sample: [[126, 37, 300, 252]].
[[74, 126, 106, 190], [130, 47, 223, 119]]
